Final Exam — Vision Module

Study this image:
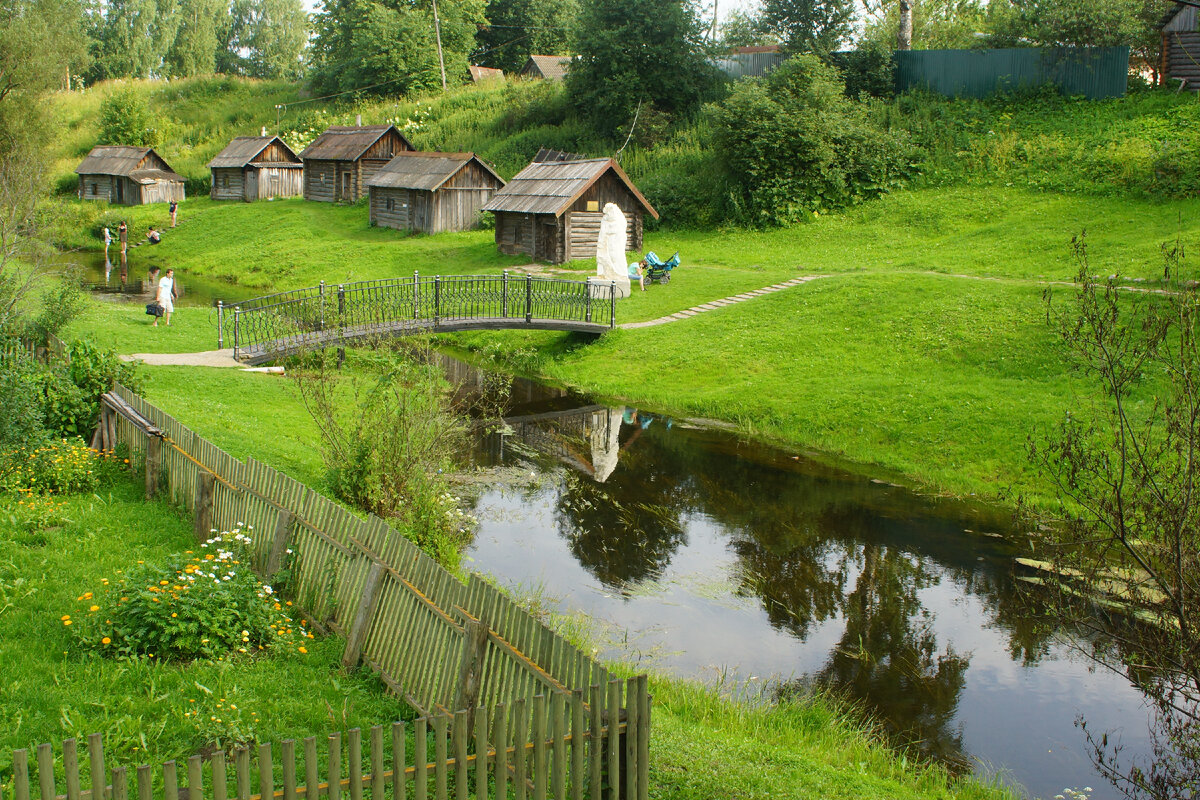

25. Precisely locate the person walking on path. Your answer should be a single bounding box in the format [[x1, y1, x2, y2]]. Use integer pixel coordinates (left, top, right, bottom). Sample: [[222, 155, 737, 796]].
[[118, 220, 127, 254], [153, 268, 176, 327], [102, 226, 112, 253], [169, 200, 178, 228]]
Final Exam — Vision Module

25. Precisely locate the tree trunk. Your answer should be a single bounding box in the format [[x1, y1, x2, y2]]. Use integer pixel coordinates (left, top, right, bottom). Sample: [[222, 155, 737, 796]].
[[897, 0, 913, 51]]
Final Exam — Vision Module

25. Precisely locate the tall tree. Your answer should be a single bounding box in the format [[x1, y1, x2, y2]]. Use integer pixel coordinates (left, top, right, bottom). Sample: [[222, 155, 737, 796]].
[[758, 0, 855, 55], [860, 0, 987, 51], [897, 0, 912, 49], [241, 0, 309, 79], [0, 0, 90, 147], [717, 7, 780, 50], [92, 0, 180, 79], [310, 0, 484, 95], [165, 0, 223, 76], [567, 0, 717, 139], [474, 0, 578, 73]]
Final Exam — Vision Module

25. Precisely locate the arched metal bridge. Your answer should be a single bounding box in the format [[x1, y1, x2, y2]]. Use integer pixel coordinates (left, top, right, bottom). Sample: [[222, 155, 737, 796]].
[[221, 273, 618, 365]]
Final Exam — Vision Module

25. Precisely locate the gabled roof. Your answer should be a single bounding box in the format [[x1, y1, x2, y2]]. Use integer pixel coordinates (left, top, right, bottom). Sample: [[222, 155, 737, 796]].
[[365, 152, 505, 192], [482, 157, 658, 218], [298, 125, 414, 161], [208, 136, 301, 169], [76, 145, 182, 181], [520, 55, 571, 80]]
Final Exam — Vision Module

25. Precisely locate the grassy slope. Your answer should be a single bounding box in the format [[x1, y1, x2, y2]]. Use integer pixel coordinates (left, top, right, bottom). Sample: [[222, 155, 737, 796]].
[[0, 476, 406, 767]]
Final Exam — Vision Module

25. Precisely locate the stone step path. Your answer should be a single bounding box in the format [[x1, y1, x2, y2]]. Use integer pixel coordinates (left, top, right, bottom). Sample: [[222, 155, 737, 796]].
[[618, 275, 828, 329]]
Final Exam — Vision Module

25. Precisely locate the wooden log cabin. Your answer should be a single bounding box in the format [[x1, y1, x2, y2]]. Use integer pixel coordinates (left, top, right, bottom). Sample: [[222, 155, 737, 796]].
[[75, 146, 185, 205], [518, 55, 571, 80], [208, 135, 303, 201], [365, 152, 505, 234], [299, 124, 413, 203], [1162, 3, 1200, 88], [481, 156, 658, 264]]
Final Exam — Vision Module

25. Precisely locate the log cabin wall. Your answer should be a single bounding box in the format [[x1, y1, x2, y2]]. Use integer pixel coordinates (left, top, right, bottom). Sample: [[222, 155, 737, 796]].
[[79, 175, 118, 202], [430, 161, 502, 233], [305, 161, 337, 202], [139, 179, 184, 205], [211, 168, 244, 200], [563, 172, 644, 260], [256, 166, 303, 200], [370, 187, 425, 230]]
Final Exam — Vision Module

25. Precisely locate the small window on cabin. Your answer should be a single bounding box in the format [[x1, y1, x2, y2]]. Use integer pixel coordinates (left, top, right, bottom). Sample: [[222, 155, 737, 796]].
[[586, 201, 599, 212], [221, 175, 228, 188], [91, 183, 97, 196], [386, 197, 395, 212]]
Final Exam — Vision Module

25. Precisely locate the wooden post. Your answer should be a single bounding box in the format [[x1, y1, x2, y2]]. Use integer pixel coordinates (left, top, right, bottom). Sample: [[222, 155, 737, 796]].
[[194, 472, 216, 541], [453, 620, 489, 731], [636, 676, 649, 800], [342, 561, 385, 668], [264, 510, 293, 575], [144, 435, 161, 500]]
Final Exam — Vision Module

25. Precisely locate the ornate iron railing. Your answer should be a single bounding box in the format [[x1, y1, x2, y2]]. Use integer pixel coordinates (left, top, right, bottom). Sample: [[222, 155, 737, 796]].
[[220, 272, 618, 364]]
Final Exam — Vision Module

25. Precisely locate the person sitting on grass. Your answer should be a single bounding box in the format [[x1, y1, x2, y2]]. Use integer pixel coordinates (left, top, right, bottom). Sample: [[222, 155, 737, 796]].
[[146, 227, 161, 244]]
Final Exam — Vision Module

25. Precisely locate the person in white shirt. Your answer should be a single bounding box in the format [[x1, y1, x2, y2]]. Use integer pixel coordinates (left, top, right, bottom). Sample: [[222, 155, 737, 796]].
[[154, 269, 176, 327]]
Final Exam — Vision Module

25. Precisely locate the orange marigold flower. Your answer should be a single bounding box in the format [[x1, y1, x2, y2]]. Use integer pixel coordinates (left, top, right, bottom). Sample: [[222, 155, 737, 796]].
[[101, 637, 111, 645], [89, 605, 99, 612]]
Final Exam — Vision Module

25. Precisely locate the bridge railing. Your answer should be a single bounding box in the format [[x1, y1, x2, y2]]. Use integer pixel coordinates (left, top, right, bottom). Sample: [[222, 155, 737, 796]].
[[224, 273, 616, 362]]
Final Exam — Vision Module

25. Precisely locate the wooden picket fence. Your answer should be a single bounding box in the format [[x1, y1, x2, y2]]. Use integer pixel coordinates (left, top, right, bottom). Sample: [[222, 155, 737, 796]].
[[83, 384, 650, 799], [9, 682, 650, 800]]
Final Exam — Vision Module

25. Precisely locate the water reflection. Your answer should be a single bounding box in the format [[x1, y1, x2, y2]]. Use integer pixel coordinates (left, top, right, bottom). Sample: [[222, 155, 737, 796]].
[[457, 363, 1153, 796]]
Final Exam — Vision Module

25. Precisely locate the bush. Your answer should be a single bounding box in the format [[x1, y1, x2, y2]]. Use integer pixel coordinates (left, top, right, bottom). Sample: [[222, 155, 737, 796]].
[[829, 42, 896, 100], [710, 54, 914, 226], [0, 353, 48, 449], [98, 88, 164, 148], [0, 438, 114, 495], [73, 529, 314, 662]]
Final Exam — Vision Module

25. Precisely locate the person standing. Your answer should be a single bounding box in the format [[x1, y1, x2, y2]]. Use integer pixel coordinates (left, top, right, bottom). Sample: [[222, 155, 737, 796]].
[[102, 226, 112, 253], [154, 268, 176, 327], [169, 199, 178, 228], [118, 220, 127, 254]]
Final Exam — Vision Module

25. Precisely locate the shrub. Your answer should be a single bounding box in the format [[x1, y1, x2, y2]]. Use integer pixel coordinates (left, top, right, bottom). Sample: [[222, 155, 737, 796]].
[[710, 54, 914, 226], [829, 42, 896, 100], [73, 529, 314, 662], [0, 438, 114, 495], [98, 88, 164, 148], [0, 353, 47, 449]]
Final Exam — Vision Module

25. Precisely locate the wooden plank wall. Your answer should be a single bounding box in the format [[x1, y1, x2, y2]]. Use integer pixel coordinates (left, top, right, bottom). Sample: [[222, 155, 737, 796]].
[[140, 181, 185, 205], [257, 167, 303, 200], [212, 168, 244, 201], [105, 385, 627, 738], [369, 187, 416, 230], [1167, 31, 1200, 85], [305, 162, 337, 202], [79, 175, 117, 202]]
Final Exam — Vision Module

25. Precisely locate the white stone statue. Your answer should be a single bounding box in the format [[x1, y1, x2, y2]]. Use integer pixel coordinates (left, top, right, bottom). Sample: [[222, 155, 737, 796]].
[[590, 407, 623, 483], [589, 203, 631, 299]]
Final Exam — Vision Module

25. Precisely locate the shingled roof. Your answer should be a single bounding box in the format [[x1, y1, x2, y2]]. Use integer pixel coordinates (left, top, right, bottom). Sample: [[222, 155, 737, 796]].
[[520, 55, 571, 80], [364, 152, 504, 192], [76, 146, 183, 182], [482, 157, 658, 218], [208, 136, 301, 169], [298, 125, 413, 161]]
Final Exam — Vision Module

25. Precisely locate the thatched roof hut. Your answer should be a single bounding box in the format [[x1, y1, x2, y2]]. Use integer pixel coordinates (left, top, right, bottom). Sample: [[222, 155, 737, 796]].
[[208, 135, 303, 202], [366, 152, 505, 234], [519, 55, 571, 80], [482, 156, 658, 263], [76, 146, 185, 205], [299, 124, 414, 203]]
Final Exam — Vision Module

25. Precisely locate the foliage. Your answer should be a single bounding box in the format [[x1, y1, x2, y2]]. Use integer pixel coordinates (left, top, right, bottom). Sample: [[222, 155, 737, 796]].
[[0, 438, 114, 495], [859, 0, 987, 51], [0, 352, 47, 449], [474, 0, 579, 72], [26, 276, 87, 347], [711, 54, 913, 225], [70, 528, 313, 662], [1026, 236, 1200, 800], [567, 0, 719, 138], [236, 0, 309, 80], [291, 343, 474, 571], [98, 87, 164, 147], [827, 39, 895, 99], [309, 0, 486, 96], [89, 0, 182, 81], [165, 0, 224, 77], [718, 7, 780, 50], [65, 338, 143, 422], [759, 0, 856, 55]]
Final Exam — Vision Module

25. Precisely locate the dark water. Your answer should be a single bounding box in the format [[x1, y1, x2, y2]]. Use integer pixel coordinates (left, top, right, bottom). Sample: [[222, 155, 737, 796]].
[[54, 249, 256, 308], [444, 357, 1153, 800]]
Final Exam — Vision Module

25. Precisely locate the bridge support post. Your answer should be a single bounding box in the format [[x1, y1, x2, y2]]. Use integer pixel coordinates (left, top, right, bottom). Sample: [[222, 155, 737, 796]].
[[525, 275, 532, 324], [217, 301, 224, 349], [337, 284, 345, 368], [413, 271, 420, 319], [585, 284, 591, 323], [502, 271, 509, 318], [434, 276, 441, 326], [233, 306, 241, 360], [318, 281, 325, 331], [610, 281, 616, 329]]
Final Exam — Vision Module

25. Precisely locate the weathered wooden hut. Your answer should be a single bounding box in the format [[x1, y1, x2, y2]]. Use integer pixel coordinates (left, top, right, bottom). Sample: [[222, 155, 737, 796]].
[[468, 65, 505, 84], [518, 55, 571, 80], [299, 124, 414, 203], [365, 152, 505, 234], [1162, 3, 1200, 88], [208, 135, 303, 201], [482, 156, 658, 264], [75, 146, 185, 205]]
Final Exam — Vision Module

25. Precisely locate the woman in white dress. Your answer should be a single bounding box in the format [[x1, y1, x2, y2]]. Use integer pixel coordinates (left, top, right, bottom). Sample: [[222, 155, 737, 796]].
[[154, 268, 176, 327]]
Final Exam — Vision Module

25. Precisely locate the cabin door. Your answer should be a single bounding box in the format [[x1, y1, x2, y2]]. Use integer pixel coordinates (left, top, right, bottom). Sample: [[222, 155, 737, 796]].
[[114, 179, 123, 204], [341, 171, 352, 200], [245, 169, 258, 200]]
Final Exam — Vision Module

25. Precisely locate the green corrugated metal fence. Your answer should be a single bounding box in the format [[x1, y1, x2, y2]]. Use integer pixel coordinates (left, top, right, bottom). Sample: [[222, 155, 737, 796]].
[[895, 46, 1130, 100]]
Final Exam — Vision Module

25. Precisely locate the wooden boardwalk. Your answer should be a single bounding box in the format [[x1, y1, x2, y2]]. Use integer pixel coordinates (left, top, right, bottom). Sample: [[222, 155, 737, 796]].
[[228, 273, 617, 364]]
